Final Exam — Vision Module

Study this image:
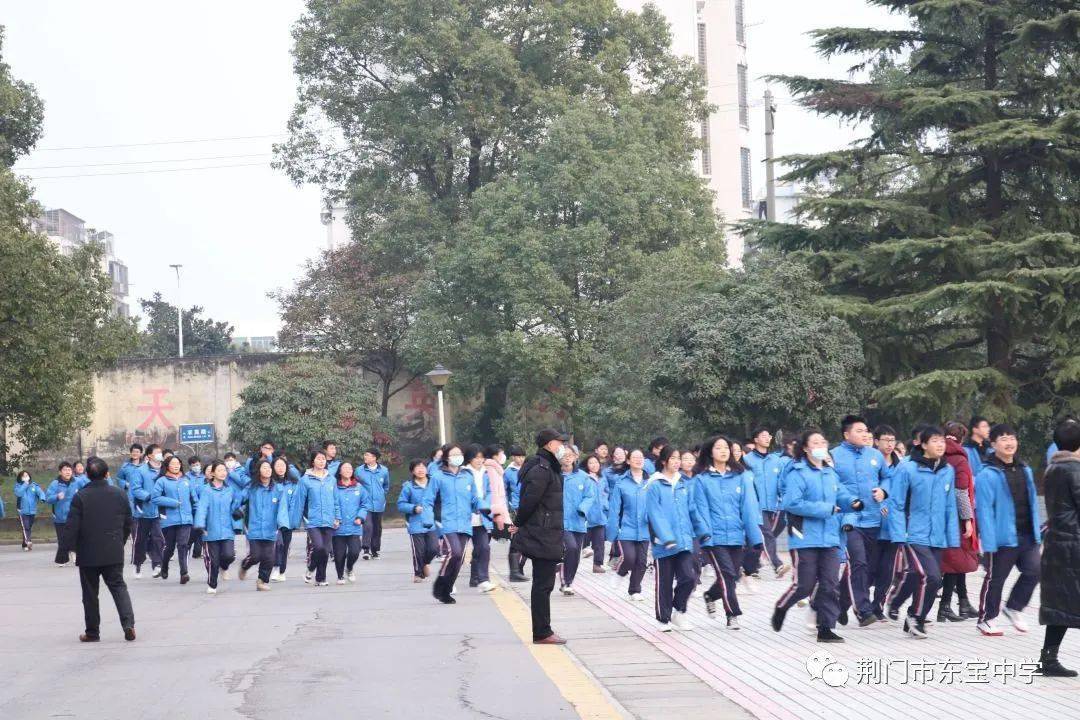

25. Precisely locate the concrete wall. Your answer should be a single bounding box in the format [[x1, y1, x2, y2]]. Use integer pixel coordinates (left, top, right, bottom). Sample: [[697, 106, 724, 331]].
[[31, 354, 446, 471]]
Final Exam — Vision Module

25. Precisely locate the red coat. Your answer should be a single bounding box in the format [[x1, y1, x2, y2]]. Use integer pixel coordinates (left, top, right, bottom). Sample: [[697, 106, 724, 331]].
[[942, 437, 980, 573]]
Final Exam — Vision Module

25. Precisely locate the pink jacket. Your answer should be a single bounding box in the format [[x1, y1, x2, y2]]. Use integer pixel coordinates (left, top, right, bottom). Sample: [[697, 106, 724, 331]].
[[483, 458, 510, 530]]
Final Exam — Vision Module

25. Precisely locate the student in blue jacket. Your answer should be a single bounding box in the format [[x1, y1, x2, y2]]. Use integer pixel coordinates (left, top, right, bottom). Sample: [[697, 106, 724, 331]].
[[236, 459, 288, 591], [272, 455, 303, 582], [607, 449, 651, 600], [602, 446, 629, 568], [886, 426, 960, 639], [694, 436, 762, 630], [332, 462, 370, 584], [461, 444, 497, 592], [742, 428, 793, 581], [151, 456, 198, 584], [185, 456, 206, 560], [974, 424, 1043, 637], [504, 445, 529, 582], [423, 444, 482, 604], [323, 440, 342, 478], [772, 430, 863, 643], [558, 446, 595, 595], [46, 462, 79, 566], [964, 416, 992, 474], [399, 460, 439, 582], [14, 470, 46, 551], [295, 450, 340, 587], [646, 446, 711, 632], [224, 452, 252, 546], [357, 448, 390, 560], [116, 443, 144, 511], [582, 454, 609, 574], [130, 444, 166, 579], [194, 461, 241, 594]]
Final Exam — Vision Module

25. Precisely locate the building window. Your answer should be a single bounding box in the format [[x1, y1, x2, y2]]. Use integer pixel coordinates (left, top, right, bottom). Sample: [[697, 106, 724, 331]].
[[735, 0, 746, 45], [700, 117, 712, 176], [738, 64, 749, 128], [740, 147, 752, 209], [696, 23, 707, 80]]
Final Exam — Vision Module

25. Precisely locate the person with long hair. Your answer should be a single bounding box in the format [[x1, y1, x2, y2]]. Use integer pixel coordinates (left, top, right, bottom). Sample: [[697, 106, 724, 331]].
[[772, 430, 863, 643], [236, 459, 287, 591], [296, 450, 340, 587], [939, 421, 980, 622], [194, 461, 240, 594], [464, 444, 497, 593], [272, 455, 302, 582], [681, 448, 706, 587], [332, 461, 370, 584], [423, 444, 482, 604], [646, 446, 710, 631], [358, 448, 390, 560], [582, 453, 608, 574], [483, 444, 511, 538], [602, 446, 629, 569], [151, 455, 197, 584], [14, 470, 45, 551], [606, 449, 651, 601], [559, 446, 595, 595], [398, 460, 438, 582], [694, 436, 762, 630]]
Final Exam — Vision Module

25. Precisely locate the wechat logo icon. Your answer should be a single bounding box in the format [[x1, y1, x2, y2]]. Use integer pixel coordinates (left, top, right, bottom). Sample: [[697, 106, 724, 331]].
[[805, 650, 849, 688]]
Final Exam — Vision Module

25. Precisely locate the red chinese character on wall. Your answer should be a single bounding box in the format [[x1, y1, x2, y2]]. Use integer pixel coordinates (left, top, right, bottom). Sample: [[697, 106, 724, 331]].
[[137, 388, 175, 430], [403, 380, 435, 420]]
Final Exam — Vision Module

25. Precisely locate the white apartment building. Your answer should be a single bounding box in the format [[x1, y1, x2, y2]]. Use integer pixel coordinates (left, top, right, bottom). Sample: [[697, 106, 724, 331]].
[[617, 0, 753, 263], [320, 201, 349, 251], [35, 208, 131, 317]]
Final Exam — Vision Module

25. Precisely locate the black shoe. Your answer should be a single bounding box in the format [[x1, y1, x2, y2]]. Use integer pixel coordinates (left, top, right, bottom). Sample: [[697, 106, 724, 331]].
[[1038, 647, 1079, 677], [509, 570, 529, 582], [180, 574, 190, 585], [771, 606, 787, 632], [371, 552, 379, 559], [837, 610, 848, 626], [123, 627, 137, 642], [436, 593, 457, 604], [817, 628, 844, 643], [469, 579, 480, 588], [160, 568, 169, 580], [937, 606, 965, 623], [887, 607, 900, 622], [958, 598, 979, 619], [903, 616, 927, 638], [79, 633, 100, 643], [858, 614, 877, 628], [874, 610, 888, 623]]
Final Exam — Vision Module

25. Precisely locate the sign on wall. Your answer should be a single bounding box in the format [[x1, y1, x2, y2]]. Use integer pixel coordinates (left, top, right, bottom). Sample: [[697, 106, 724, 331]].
[[179, 423, 215, 445]]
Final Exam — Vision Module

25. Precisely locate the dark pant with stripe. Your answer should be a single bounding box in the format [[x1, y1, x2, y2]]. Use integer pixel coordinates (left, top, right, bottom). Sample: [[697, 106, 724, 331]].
[[655, 551, 696, 624], [332, 535, 361, 579], [434, 531, 471, 597], [190, 527, 204, 558], [587, 526, 606, 568], [241, 539, 276, 582], [306, 527, 334, 582], [846, 526, 893, 618], [978, 532, 1040, 622], [881, 542, 907, 610], [131, 517, 164, 570], [203, 539, 235, 589], [362, 511, 384, 554], [892, 544, 943, 621], [19, 514, 35, 548], [761, 510, 786, 569], [560, 531, 585, 587], [80, 563, 134, 637], [162, 524, 192, 577], [410, 530, 439, 578], [54, 523, 68, 564], [703, 545, 743, 617], [275, 528, 293, 572], [776, 547, 841, 630], [470, 526, 492, 584], [615, 539, 649, 595]]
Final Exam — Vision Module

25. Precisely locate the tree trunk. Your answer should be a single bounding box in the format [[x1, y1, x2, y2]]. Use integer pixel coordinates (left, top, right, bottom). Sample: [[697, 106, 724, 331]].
[[380, 375, 392, 418], [476, 378, 508, 443], [0, 416, 8, 476], [467, 132, 483, 194]]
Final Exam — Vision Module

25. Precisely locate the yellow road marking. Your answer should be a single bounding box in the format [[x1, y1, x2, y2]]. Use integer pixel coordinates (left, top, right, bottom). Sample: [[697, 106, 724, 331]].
[[487, 582, 625, 720]]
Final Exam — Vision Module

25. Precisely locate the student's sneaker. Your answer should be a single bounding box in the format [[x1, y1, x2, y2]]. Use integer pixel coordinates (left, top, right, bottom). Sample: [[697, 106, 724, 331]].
[[451, 584, 458, 595], [123, 627, 137, 642], [817, 628, 845, 643], [160, 567, 169, 580], [479, 580, 498, 593], [151, 567, 162, 578], [256, 580, 270, 591], [362, 551, 371, 560], [704, 597, 718, 616], [582, 547, 594, 559], [57, 561, 69, 568], [771, 606, 788, 632], [336, 578, 347, 585], [372, 552, 380, 559], [592, 565, 606, 574], [316, 581, 329, 587], [838, 610, 848, 626], [23, 546, 30, 552], [805, 607, 818, 630], [27, 542, 33, 551], [206, 587, 217, 595], [726, 616, 741, 630], [977, 620, 1004, 636], [670, 611, 695, 631], [874, 610, 888, 623], [304, 571, 314, 584], [180, 574, 190, 585], [887, 607, 900, 622], [221, 569, 231, 581], [347, 571, 356, 583], [238, 565, 248, 581], [269, 568, 281, 582], [629, 593, 643, 603], [858, 614, 878, 628], [413, 576, 424, 583], [1002, 607, 1029, 633], [133, 569, 143, 580], [658, 621, 674, 632], [774, 563, 792, 579], [560, 585, 575, 596], [903, 617, 928, 639], [469, 579, 480, 588]]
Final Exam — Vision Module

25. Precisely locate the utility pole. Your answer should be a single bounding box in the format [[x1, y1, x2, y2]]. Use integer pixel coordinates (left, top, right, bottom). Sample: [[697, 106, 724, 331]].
[[169, 264, 184, 357], [764, 88, 777, 222]]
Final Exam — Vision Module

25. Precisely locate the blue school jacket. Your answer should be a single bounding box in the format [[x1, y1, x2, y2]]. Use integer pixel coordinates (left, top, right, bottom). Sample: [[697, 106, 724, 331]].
[[606, 472, 650, 542], [45, 478, 78, 523], [601, 465, 626, 493], [975, 461, 1042, 552], [397, 480, 436, 534], [585, 474, 609, 528], [295, 471, 339, 528], [358, 463, 391, 513], [194, 483, 239, 541], [744, 450, 788, 512], [562, 469, 596, 533], [130, 463, 165, 519], [645, 473, 710, 559], [886, 457, 960, 548], [334, 481, 371, 536], [117, 461, 142, 493], [423, 467, 482, 535], [152, 476, 197, 527], [782, 461, 858, 549], [15, 481, 46, 515], [831, 442, 890, 528], [277, 478, 304, 529], [238, 481, 288, 541], [694, 469, 763, 548], [504, 464, 522, 512], [467, 468, 495, 532]]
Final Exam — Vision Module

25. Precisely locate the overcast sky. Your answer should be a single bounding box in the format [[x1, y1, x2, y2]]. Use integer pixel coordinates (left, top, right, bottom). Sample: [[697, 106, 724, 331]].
[[6, 0, 905, 337]]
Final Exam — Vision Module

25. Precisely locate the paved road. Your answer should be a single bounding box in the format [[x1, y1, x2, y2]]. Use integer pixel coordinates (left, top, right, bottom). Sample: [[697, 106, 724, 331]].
[[0, 531, 581, 720]]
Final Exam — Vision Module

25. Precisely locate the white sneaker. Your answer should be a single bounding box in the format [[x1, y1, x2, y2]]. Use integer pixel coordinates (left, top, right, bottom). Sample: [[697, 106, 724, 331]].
[[316, 581, 329, 587], [671, 611, 695, 631], [274, 572, 287, 583], [582, 547, 594, 559], [659, 622, 674, 632], [727, 616, 741, 630], [560, 585, 575, 596], [632, 593, 646, 603], [336, 578, 346, 585], [451, 584, 457, 595], [1002, 608, 1029, 633], [479, 580, 498, 593], [133, 570, 143, 580], [347, 571, 356, 583], [221, 569, 231, 581], [57, 562, 69, 568], [977, 620, 1004, 636], [151, 567, 162, 578], [806, 606, 819, 630], [775, 563, 792, 579], [304, 571, 314, 584], [269, 568, 281, 582], [206, 587, 217, 595]]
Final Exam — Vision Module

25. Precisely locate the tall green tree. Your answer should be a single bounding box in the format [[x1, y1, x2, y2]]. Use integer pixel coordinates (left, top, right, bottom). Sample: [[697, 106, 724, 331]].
[[756, 1, 1080, 437], [0, 26, 134, 471], [133, 292, 234, 358]]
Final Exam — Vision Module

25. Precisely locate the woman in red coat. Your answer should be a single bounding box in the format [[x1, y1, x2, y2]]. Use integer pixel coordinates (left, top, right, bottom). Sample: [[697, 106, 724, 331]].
[[940, 421, 980, 622]]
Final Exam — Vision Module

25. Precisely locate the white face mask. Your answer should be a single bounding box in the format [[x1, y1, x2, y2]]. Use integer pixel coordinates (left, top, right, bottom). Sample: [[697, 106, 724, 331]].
[[190, 465, 201, 475], [152, 453, 164, 463], [554, 445, 567, 461], [810, 447, 830, 461], [448, 454, 464, 468], [225, 459, 238, 470]]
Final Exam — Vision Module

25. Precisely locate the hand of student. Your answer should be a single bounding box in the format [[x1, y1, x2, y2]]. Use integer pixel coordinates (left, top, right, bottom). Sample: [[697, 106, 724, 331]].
[[354, 517, 363, 526], [57, 492, 65, 500], [963, 520, 973, 538], [871, 488, 885, 502], [850, 499, 865, 511], [842, 523, 854, 532], [880, 507, 889, 517], [413, 505, 423, 515], [508, 525, 518, 536], [333, 519, 341, 529], [664, 541, 677, 550], [833, 506, 842, 514]]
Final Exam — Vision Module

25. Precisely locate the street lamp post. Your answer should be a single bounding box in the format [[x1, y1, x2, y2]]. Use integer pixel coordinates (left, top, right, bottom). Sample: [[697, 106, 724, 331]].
[[425, 364, 453, 445], [169, 264, 183, 357]]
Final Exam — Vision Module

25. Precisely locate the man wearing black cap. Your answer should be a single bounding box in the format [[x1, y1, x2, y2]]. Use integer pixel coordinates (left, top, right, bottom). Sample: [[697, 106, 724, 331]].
[[510, 429, 568, 644]]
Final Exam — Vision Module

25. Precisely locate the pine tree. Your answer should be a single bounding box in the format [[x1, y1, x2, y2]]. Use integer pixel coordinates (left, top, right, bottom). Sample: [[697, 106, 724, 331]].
[[756, 1, 1080, 437]]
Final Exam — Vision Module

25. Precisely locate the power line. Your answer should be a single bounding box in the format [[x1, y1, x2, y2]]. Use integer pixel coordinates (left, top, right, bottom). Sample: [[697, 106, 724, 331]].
[[34, 133, 286, 152], [28, 161, 272, 180], [19, 152, 274, 170]]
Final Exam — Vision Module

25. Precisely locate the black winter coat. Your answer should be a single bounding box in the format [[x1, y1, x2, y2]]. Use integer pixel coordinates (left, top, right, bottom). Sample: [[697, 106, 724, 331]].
[[1040, 452, 1080, 628], [64, 479, 133, 567], [510, 449, 565, 561]]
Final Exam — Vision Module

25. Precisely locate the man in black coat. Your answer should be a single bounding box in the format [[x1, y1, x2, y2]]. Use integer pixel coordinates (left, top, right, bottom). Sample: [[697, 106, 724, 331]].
[[1040, 419, 1080, 677], [63, 457, 136, 643], [510, 429, 567, 645]]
